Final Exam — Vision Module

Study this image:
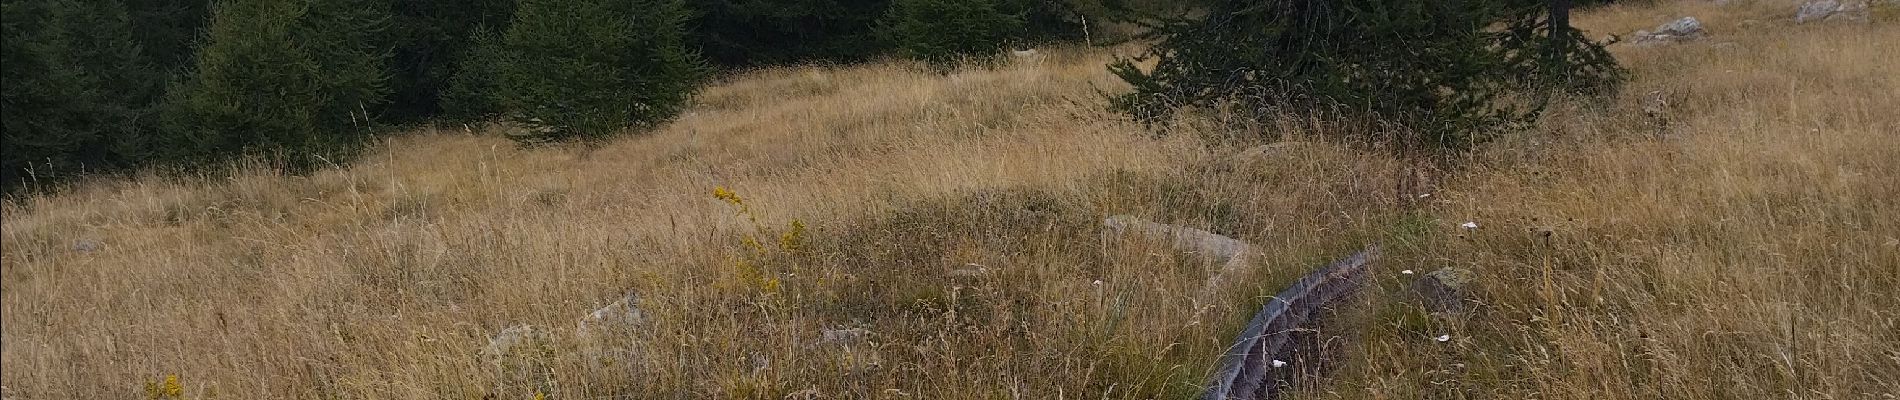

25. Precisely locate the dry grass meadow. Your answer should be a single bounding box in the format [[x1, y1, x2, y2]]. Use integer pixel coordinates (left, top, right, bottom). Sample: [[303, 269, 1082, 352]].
[[3, 0, 1896, 398]]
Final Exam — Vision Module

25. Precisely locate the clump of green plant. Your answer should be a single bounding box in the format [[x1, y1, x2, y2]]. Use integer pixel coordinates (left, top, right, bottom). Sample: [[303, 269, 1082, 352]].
[[1110, 0, 1623, 150]]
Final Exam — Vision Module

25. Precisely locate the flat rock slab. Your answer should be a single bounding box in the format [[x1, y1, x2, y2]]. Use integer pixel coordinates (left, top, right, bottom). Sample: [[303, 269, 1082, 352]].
[[1103, 215, 1250, 261], [1409, 267, 1476, 315], [1102, 215, 1259, 299], [1796, 0, 1870, 23], [1631, 17, 1706, 46]]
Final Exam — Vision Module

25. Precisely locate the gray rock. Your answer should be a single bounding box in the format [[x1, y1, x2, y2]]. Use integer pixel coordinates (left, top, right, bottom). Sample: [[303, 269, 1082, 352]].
[[1410, 268, 1476, 315], [575, 291, 649, 370], [499, 117, 560, 144], [817, 327, 871, 347], [809, 327, 881, 374], [1102, 215, 1260, 301], [1796, 0, 1870, 23], [479, 324, 554, 394], [71, 239, 100, 253], [1632, 17, 1706, 46], [480, 324, 547, 362], [1102, 215, 1250, 262], [946, 265, 992, 279], [576, 290, 644, 338]]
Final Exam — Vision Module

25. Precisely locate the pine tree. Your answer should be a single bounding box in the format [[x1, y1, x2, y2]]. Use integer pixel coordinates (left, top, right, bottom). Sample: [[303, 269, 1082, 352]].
[[122, 0, 210, 73], [156, 0, 393, 168], [440, 26, 508, 121], [2, 0, 157, 189], [689, 0, 893, 67], [383, 0, 515, 122], [1109, 0, 1623, 150], [486, 0, 706, 143], [879, 0, 1026, 65]]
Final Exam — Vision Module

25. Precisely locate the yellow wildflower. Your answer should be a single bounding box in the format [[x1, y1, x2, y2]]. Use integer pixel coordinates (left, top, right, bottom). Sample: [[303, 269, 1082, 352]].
[[779, 220, 806, 251]]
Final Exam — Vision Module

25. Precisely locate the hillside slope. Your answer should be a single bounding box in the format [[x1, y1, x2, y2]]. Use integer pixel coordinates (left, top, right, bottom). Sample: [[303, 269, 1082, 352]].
[[3, 1, 1896, 398]]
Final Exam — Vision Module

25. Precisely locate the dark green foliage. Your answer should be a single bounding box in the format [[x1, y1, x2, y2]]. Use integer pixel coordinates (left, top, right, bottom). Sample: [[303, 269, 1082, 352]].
[[4, 0, 1096, 190], [440, 27, 507, 121], [484, 0, 707, 143], [2, 0, 160, 189], [879, 0, 1027, 64], [122, 0, 210, 72], [690, 0, 1082, 67], [156, 0, 393, 167], [383, 0, 515, 122], [1011, 0, 1087, 43], [1497, 0, 1624, 97], [121, 0, 208, 70], [1110, 0, 1624, 150], [689, 0, 893, 67]]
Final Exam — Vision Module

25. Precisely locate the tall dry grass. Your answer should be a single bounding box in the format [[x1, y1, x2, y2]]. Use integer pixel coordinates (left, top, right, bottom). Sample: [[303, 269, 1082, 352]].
[[3, 1, 1896, 398], [1, 46, 1415, 398], [1318, 1, 1900, 398]]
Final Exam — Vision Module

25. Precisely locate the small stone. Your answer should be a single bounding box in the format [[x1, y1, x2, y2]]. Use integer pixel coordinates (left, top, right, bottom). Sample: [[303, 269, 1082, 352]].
[[574, 291, 649, 370], [817, 328, 870, 347], [946, 267, 990, 278], [480, 324, 546, 362], [577, 290, 644, 338], [1411, 267, 1477, 315]]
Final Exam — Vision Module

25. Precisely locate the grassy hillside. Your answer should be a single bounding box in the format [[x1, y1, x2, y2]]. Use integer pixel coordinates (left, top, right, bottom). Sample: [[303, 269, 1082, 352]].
[[3, 0, 1895, 398]]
